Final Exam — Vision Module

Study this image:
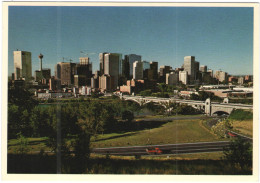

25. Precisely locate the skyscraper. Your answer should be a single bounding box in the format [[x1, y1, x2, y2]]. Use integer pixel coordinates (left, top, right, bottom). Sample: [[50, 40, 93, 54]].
[[99, 52, 108, 75], [183, 56, 196, 82], [125, 54, 142, 78], [122, 57, 130, 79], [200, 65, 208, 73], [133, 61, 143, 80], [13, 50, 32, 81], [159, 65, 171, 83], [142, 61, 150, 79], [179, 71, 188, 85], [55, 62, 76, 86], [194, 61, 200, 80], [149, 61, 158, 80], [166, 72, 178, 85], [75, 57, 92, 86], [104, 53, 120, 89]]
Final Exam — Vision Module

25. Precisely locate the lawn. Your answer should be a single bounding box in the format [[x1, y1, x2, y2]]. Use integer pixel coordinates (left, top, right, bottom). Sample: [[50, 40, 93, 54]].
[[8, 137, 51, 154], [91, 119, 221, 148], [232, 120, 253, 137], [7, 118, 222, 153]]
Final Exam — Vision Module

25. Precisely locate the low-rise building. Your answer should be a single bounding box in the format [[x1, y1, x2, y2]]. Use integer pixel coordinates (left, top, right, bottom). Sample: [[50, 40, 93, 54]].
[[120, 85, 132, 94]]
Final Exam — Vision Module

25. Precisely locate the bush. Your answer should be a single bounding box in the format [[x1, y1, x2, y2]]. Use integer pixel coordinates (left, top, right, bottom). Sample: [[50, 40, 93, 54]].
[[122, 110, 134, 123], [229, 109, 253, 120], [211, 119, 233, 138], [139, 90, 152, 97], [223, 137, 252, 172]]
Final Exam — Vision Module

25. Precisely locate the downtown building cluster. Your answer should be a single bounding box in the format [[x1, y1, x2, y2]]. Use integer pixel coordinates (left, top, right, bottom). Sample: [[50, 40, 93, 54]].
[[11, 50, 253, 98]]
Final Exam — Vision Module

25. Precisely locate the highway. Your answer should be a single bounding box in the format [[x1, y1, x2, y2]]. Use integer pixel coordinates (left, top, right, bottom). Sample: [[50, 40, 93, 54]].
[[91, 141, 231, 156], [135, 115, 213, 122]]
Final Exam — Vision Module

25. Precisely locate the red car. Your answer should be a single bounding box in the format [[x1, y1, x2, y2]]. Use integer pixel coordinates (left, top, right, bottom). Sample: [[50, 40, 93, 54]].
[[146, 147, 162, 154], [228, 132, 237, 137]]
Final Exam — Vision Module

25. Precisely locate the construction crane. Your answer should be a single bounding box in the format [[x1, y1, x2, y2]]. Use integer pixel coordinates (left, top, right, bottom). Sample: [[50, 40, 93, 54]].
[[80, 50, 96, 57], [61, 57, 74, 63]]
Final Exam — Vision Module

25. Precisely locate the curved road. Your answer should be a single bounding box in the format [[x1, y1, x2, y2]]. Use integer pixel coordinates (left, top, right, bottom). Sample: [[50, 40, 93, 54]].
[[135, 115, 213, 122], [91, 141, 231, 156]]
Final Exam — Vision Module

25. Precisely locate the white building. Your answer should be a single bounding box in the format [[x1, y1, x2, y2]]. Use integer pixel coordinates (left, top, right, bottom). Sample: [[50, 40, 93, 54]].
[[179, 71, 188, 85], [183, 56, 196, 82], [13, 50, 32, 81], [125, 54, 142, 78], [133, 61, 143, 80], [238, 77, 245, 85], [215, 70, 228, 83]]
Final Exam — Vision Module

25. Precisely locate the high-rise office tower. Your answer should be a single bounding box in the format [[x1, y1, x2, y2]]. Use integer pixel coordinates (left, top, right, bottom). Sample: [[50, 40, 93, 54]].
[[166, 72, 178, 85], [122, 58, 130, 79], [55, 62, 76, 86], [125, 54, 142, 78], [104, 53, 120, 89], [149, 61, 158, 80], [194, 61, 200, 80], [183, 56, 196, 82], [79, 57, 90, 65], [179, 71, 188, 85], [99, 74, 112, 92], [13, 50, 32, 81], [208, 69, 214, 77], [91, 71, 100, 89], [142, 61, 150, 79], [133, 61, 143, 80], [200, 65, 207, 73], [99, 52, 108, 75], [75, 57, 92, 86], [159, 65, 171, 83]]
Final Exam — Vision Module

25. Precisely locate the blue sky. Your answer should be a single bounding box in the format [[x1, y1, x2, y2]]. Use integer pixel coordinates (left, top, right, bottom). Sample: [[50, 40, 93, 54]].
[[8, 6, 253, 76]]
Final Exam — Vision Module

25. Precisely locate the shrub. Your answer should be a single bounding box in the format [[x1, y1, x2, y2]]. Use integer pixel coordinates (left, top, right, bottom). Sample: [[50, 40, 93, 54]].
[[229, 109, 253, 120], [223, 137, 252, 172], [211, 119, 233, 138]]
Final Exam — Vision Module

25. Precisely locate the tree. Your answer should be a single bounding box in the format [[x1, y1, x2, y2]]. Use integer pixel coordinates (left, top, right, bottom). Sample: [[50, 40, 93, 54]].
[[8, 87, 38, 112], [158, 83, 167, 94], [122, 110, 134, 123], [139, 89, 152, 97], [8, 104, 21, 139], [14, 132, 29, 155], [223, 137, 252, 172]]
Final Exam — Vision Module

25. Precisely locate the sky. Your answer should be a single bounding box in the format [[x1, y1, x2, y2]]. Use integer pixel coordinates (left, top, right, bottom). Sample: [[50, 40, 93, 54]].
[[8, 6, 253, 76]]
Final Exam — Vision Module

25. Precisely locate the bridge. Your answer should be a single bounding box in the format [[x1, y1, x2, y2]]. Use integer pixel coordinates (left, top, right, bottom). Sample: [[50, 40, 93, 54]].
[[121, 95, 253, 116]]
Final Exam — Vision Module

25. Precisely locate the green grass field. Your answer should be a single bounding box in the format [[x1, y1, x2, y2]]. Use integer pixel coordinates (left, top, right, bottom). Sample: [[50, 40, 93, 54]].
[[8, 137, 51, 154], [8, 118, 222, 153], [232, 120, 253, 137], [91, 119, 221, 148]]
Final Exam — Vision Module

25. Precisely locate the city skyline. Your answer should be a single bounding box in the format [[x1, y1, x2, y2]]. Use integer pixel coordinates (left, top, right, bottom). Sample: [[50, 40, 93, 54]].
[[8, 6, 253, 76]]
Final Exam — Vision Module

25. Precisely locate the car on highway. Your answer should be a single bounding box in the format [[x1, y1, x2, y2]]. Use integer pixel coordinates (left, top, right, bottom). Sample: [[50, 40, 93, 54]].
[[146, 147, 162, 155], [227, 132, 237, 137]]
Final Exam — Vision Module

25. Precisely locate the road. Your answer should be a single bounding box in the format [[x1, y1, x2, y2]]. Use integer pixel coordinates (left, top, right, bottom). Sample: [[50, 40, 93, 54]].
[[135, 115, 214, 122], [91, 141, 231, 156]]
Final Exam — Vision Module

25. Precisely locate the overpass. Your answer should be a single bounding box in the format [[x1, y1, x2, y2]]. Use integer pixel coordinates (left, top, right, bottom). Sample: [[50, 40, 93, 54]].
[[121, 95, 253, 116]]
